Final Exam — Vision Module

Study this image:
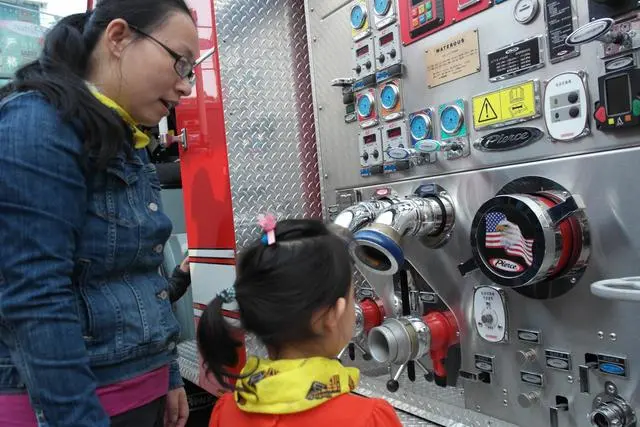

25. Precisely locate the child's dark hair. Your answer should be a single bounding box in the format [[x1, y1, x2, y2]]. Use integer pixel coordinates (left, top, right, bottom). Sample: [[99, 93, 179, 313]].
[[0, 0, 192, 168], [197, 219, 354, 388]]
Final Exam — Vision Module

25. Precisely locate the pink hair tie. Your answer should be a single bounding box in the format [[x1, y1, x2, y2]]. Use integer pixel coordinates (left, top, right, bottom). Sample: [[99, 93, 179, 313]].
[[257, 213, 277, 245]]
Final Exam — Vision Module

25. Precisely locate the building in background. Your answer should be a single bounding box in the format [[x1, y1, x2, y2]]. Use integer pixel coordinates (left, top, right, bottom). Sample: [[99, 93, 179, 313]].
[[0, 0, 56, 84]]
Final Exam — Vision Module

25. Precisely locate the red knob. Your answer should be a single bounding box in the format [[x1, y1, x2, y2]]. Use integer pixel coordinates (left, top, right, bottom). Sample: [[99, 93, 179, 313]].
[[359, 298, 385, 332], [423, 311, 459, 378]]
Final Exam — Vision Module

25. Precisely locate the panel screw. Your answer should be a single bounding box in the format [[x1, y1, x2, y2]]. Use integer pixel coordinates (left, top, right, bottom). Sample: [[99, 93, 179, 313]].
[[319, 106, 323, 110], [476, 405, 481, 411], [313, 37, 317, 42], [568, 376, 574, 383], [503, 389, 508, 395], [606, 382, 617, 394], [503, 400, 508, 406], [598, 331, 604, 339], [610, 333, 617, 341], [324, 174, 329, 179]]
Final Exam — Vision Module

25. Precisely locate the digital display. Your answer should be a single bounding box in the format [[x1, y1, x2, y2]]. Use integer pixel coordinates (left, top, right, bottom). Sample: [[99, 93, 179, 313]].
[[605, 74, 631, 116], [356, 45, 369, 57], [380, 33, 394, 46], [387, 127, 402, 138], [363, 134, 377, 144], [412, 0, 423, 5]]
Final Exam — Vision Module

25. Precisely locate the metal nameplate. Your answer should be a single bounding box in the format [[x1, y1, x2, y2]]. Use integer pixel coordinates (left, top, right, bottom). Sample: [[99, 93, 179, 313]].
[[488, 35, 545, 82], [472, 79, 541, 130], [474, 354, 495, 373], [520, 370, 544, 387], [517, 329, 541, 344], [545, 350, 572, 371], [597, 354, 628, 378], [544, 0, 579, 64]]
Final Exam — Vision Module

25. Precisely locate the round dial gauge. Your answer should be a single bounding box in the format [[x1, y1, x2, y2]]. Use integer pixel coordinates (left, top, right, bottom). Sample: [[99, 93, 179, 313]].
[[473, 286, 507, 343], [440, 105, 464, 135], [357, 94, 374, 118], [410, 114, 431, 140], [350, 4, 367, 29], [380, 84, 399, 110], [374, 0, 392, 16], [513, 0, 539, 24]]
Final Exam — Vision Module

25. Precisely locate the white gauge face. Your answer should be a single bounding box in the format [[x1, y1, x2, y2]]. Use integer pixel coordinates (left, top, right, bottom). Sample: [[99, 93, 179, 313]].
[[513, 0, 539, 24], [474, 286, 508, 343]]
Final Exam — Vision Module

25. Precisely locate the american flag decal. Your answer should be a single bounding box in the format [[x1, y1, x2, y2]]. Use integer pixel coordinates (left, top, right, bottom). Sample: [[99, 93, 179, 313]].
[[485, 212, 533, 267]]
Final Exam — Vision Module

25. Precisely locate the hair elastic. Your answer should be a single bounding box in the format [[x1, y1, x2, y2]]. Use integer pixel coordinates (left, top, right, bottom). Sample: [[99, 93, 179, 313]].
[[257, 213, 277, 245], [217, 287, 236, 304]]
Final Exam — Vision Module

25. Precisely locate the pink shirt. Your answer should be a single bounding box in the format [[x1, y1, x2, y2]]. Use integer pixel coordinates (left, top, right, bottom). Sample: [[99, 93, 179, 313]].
[[0, 366, 169, 427]]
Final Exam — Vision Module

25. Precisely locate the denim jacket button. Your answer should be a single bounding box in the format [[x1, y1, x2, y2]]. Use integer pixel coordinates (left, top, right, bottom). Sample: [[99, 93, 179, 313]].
[[148, 202, 159, 212], [167, 341, 176, 351], [158, 290, 168, 300], [154, 244, 164, 253]]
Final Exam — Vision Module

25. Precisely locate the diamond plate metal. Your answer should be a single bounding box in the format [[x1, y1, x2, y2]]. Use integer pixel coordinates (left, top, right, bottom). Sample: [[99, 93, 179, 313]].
[[177, 339, 201, 385], [215, 0, 322, 251]]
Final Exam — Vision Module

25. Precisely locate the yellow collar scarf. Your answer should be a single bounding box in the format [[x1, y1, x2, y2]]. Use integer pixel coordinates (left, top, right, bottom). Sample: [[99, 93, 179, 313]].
[[234, 356, 360, 414], [87, 83, 150, 149]]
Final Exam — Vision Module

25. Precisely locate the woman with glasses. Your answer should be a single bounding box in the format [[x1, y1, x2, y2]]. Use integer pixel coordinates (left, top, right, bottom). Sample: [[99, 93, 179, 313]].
[[0, 1, 203, 426]]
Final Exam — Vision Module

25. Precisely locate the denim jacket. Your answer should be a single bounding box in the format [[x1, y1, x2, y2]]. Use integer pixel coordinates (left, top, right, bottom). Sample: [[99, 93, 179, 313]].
[[0, 92, 183, 426]]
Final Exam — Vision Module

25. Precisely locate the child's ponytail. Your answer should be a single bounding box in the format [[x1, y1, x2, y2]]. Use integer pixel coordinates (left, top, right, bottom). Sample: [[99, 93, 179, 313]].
[[197, 296, 242, 388]]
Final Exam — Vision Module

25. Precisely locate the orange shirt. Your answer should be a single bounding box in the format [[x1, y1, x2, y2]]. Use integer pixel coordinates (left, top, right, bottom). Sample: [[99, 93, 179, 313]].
[[209, 392, 403, 427]]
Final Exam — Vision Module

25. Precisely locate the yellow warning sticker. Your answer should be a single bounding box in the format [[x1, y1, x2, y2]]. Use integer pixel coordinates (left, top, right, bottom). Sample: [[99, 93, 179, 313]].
[[472, 80, 540, 129]]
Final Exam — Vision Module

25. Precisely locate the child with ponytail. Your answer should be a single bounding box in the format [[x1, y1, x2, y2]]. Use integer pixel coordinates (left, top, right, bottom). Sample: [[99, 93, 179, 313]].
[[197, 218, 402, 427]]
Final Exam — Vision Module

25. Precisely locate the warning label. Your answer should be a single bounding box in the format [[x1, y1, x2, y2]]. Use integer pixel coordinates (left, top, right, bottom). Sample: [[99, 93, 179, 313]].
[[472, 80, 540, 129]]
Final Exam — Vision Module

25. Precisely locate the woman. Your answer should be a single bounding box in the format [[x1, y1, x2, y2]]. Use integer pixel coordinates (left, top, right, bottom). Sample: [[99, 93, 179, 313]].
[[0, 1, 200, 426]]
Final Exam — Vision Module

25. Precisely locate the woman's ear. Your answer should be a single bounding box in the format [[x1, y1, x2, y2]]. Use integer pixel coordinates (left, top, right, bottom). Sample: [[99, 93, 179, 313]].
[[103, 18, 135, 59]]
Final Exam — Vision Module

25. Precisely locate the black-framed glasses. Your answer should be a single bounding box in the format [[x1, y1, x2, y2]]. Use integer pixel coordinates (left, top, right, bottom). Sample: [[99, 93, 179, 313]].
[[129, 24, 196, 85]]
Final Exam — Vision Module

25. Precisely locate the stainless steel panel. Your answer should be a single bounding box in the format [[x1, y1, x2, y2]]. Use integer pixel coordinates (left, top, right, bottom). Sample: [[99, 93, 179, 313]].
[[215, 0, 322, 250], [346, 147, 640, 427], [307, 0, 640, 207]]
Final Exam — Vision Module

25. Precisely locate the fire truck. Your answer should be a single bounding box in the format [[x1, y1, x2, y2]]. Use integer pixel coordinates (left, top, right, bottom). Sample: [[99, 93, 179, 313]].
[[12, 0, 640, 425]]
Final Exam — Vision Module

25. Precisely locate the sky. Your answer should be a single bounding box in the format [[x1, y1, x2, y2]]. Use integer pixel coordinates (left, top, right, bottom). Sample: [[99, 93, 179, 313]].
[[43, 0, 86, 18]]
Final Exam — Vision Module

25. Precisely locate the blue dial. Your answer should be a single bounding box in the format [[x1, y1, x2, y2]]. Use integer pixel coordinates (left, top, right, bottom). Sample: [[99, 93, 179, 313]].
[[350, 5, 367, 29], [380, 84, 399, 110], [440, 105, 464, 135], [357, 94, 373, 117], [410, 114, 431, 140], [374, 0, 391, 15]]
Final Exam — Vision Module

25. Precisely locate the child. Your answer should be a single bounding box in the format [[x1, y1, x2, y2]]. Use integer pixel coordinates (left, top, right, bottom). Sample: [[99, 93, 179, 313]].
[[198, 218, 403, 427]]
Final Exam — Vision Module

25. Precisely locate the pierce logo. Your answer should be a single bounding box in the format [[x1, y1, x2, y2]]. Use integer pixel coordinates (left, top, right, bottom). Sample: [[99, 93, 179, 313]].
[[505, 47, 520, 55], [490, 258, 525, 273], [473, 127, 543, 151]]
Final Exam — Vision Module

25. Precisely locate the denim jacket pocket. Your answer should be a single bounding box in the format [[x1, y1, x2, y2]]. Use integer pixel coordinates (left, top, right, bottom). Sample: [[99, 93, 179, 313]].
[[88, 165, 140, 228]]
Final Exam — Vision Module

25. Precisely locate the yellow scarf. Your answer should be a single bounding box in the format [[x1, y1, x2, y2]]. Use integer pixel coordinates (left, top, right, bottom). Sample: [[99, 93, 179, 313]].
[[234, 356, 360, 414], [87, 84, 150, 149]]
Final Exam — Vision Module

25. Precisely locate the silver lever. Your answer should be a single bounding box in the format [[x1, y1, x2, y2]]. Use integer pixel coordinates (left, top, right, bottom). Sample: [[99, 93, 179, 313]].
[[159, 128, 188, 151]]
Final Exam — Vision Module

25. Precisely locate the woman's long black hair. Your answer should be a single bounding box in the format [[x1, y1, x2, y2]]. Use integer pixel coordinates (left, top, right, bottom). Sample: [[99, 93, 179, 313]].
[[197, 219, 354, 389], [0, 0, 192, 168]]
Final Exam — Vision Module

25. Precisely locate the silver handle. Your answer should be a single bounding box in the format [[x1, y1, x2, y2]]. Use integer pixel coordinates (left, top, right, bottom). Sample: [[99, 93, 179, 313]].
[[159, 128, 188, 151], [590, 277, 640, 302]]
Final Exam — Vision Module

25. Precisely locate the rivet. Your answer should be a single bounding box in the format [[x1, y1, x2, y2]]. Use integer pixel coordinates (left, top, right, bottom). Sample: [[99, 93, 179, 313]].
[[568, 376, 574, 383], [503, 400, 508, 406], [610, 333, 617, 341], [598, 331, 604, 339]]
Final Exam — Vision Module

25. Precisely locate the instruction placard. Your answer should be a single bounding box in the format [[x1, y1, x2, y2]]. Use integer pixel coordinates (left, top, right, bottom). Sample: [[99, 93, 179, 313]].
[[425, 30, 481, 88], [472, 80, 540, 129]]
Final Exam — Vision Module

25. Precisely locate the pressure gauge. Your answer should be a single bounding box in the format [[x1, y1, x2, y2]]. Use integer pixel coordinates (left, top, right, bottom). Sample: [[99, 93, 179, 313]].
[[410, 114, 431, 140], [357, 93, 374, 118], [374, 0, 391, 15], [440, 104, 464, 135], [513, 0, 539, 25], [473, 286, 508, 343], [380, 83, 399, 110], [351, 4, 367, 29]]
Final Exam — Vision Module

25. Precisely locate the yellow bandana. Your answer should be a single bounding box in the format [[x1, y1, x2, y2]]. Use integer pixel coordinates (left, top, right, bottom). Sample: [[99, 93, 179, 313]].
[[234, 356, 360, 414], [87, 84, 150, 149]]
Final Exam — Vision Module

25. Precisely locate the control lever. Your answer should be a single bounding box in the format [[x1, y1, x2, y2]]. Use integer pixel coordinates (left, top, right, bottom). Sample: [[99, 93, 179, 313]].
[[579, 362, 598, 393], [591, 277, 640, 302], [565, 18, 617, 47], [159, 128, 188, 151], [331, 77, 356, 87], [550, 403, 569, 427]]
